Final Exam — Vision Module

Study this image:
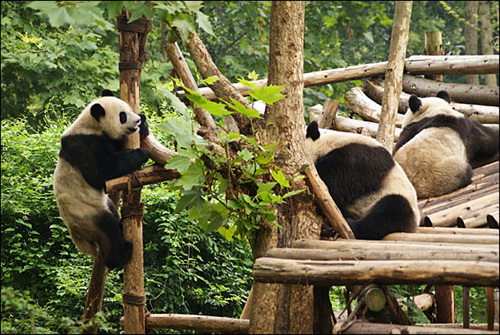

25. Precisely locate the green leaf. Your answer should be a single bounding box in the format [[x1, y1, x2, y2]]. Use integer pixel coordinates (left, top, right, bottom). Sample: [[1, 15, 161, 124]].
[[176, 161, 204, 190], [185, 90, 232, 116], [203, 75, 219, 85], [218, 225, 237, 241], [221, 98, 261, 119], [247, 70, 259, 81], [237, 149, 254, 162], [249, 84, 286, 105], [184, 1, 204, 12], [196, 11, 214, 36], [163, 153, 192, 173], [282, 189, 305, 199], [174, 187, 204, 213], [270, 169, 290, 188], [237, 78, 256, 89]]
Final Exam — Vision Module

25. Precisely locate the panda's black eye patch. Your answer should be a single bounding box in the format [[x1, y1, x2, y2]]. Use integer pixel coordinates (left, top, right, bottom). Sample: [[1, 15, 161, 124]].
[[119, 112, 127, 124]]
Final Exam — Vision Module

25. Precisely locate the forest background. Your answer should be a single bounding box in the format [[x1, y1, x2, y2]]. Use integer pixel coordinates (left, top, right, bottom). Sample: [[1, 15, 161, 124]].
[[1, 1, 498, 333]]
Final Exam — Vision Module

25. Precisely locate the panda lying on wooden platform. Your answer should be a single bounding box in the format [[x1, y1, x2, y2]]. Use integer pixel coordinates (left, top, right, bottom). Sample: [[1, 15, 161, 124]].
[[305, 121, 419, 240], [394, 91, 499, 198], [53, 90, 149, 269]]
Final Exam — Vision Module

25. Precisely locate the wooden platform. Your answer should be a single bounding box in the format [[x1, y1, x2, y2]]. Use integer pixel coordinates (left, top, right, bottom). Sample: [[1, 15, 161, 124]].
[[418, 161, 499, 228], [252, 161, 499, 333]]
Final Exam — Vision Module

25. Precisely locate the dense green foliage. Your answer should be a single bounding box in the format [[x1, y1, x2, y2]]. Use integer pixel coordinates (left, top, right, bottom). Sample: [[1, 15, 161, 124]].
[[1, 1, 496, 333], [1, 114, 253, 333]]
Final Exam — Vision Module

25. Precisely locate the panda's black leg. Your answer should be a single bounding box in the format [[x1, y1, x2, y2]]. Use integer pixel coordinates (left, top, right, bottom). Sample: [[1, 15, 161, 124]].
[[95, 211, 133, 269], [348, 195, 416, 240]]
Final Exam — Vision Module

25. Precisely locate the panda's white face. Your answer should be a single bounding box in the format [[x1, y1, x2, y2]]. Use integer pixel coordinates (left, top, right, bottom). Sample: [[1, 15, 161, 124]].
[[94, 97, 141, 140], [402, 96, 462, 128]]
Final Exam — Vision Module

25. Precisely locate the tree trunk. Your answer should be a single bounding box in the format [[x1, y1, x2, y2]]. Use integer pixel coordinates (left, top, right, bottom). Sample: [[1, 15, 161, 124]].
[[376, 0, 412, 152], [249, 2, 322, 334], [424, 31, 444, 81], [479, 1, 497, 86], [465, 1, 479, 85]]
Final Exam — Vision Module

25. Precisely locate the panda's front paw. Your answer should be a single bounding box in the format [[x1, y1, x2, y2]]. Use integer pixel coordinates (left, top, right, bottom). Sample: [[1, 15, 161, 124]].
[[137, 147, 149, 164], [139, 114, 150, 139]]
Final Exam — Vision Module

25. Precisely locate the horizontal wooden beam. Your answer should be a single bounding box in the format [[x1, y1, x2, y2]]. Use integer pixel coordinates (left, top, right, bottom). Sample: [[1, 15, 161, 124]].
[[405, 55, 500, 76], [253, 258, 499, 287], [105, 165, 180, 193], [417, 226, 499, 235], [383, 232, 499, 244], [186, 55, 499, 101], [265, 244, 498, 263], [335, 321, 498, 334], [144, 313, 249, 333]]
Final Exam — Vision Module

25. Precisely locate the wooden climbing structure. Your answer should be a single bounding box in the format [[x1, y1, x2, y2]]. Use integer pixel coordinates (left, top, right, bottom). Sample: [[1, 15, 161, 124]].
[[78, 8, 499, 334]]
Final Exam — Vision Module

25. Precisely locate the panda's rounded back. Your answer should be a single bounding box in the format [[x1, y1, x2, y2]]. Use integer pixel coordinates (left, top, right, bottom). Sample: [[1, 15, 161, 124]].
[[63, 96, 141, 140]]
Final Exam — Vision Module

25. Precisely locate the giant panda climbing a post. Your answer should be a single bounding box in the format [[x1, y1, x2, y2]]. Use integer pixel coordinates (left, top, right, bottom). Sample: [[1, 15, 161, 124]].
[[53, 90, 150, 269], [305, 121, 420, 240], [393, 91, 499, 198]]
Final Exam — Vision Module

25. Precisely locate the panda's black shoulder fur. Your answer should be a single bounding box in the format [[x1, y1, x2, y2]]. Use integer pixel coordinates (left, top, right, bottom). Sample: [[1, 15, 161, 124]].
[[315, 142, 395, 209], [60, 134, 148, 190]]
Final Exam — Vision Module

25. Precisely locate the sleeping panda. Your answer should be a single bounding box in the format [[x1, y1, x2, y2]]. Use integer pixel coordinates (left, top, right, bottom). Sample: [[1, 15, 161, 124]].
[[53, 90, 149, 269], [305, 121, 419, 240], [393, 91, 499, 198]]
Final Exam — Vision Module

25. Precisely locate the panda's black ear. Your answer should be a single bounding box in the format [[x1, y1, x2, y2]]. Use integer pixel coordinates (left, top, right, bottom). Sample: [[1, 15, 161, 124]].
[[409, 95, 422, 113], [436, 90, 450, 103], [306, 121, 320, 141], [91, 103, 105, 122], [101, 89, 114, 97]]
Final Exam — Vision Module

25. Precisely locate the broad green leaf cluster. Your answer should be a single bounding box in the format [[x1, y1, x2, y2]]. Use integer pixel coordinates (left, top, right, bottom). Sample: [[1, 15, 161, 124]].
[[160, 78, 304, 240]]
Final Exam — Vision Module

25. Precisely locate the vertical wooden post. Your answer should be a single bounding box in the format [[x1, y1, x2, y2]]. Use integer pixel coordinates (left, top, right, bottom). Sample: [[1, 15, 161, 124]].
[[117, 9, 152, 334], [462, 286, 470, 328], [376, 1, 412, 152], [435, 285, 456, 323], [486, 287, 495, 330], [424, 31, 444, 82]]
